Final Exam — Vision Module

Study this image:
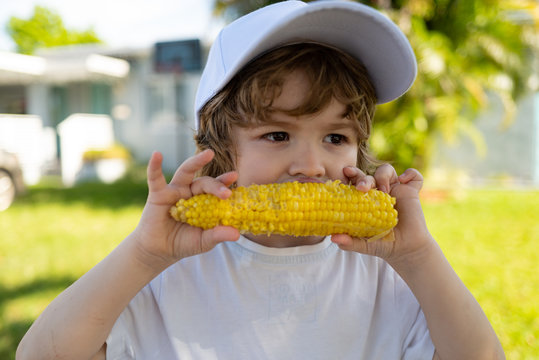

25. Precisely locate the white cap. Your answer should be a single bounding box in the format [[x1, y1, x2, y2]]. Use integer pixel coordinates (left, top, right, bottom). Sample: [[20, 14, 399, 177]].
[[195, 0, 417, 128]]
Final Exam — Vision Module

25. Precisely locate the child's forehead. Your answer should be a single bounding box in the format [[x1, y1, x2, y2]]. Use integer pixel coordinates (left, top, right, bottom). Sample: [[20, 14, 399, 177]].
[[247, 102, 358, 130], [268, 70, 317, 110]]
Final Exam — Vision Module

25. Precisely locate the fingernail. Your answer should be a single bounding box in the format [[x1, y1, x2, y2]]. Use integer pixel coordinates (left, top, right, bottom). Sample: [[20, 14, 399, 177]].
[[379, 185, 387, 193]]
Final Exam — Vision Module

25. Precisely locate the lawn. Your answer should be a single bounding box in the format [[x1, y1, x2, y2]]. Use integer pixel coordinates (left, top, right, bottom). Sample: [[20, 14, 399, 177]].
[[1, 180, 538, 359], [423, 188, 539, 359]]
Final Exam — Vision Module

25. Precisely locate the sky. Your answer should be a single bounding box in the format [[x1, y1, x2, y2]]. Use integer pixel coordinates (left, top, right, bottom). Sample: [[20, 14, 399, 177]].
[[0, 0, 225, 52]]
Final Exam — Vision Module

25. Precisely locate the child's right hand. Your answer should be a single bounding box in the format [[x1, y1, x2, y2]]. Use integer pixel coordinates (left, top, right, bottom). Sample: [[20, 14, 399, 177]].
[[131, 150, 240, 270]]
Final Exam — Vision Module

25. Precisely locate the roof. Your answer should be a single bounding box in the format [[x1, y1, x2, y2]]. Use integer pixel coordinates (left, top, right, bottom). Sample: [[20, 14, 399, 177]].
[[0, 45, 138, 85]]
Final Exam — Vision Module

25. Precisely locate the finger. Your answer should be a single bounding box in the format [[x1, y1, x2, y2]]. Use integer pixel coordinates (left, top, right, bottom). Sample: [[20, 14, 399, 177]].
[[398, 168, 423, 184], [190, 176, 234, 199], [189, 171, 238, 199], [343, 166, 375, 192], [147, 151, 167, 192], [373, 163, 398, 193], [215, 171, 239, 188], [170, 149, 215, 187], [331, 234, 366, 253], [200, 226, 241, 251], [331, 234, 353, 248], [214, 171, 239, 199]]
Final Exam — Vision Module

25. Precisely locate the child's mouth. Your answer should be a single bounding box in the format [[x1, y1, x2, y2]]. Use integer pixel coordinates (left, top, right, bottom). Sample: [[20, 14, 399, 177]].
[[293, 177, 324, 184]]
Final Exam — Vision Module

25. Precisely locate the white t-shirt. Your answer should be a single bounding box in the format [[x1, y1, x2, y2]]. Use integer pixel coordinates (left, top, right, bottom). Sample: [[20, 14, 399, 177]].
[[106, 235, 435, 359]]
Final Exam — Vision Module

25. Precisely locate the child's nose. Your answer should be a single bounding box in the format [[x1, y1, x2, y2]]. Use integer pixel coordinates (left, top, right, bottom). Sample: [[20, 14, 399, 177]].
[[288, 145, 325, 178]]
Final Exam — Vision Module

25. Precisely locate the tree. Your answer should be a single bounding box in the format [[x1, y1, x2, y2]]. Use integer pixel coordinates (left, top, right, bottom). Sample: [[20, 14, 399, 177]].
[[6, 6, 102, 55], [213, 0, 539, 173]]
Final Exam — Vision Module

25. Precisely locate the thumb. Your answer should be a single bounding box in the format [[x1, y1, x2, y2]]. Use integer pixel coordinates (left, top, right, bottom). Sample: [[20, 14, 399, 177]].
[[200, 226, 240, 251], [331, 234, 367, 253]]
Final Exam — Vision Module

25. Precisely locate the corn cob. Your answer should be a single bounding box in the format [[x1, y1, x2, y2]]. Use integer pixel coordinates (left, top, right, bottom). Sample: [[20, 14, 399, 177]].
[[170, 180, 397, 239]]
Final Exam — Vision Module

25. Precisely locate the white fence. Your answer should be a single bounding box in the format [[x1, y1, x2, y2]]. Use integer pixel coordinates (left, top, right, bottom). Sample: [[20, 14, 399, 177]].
[[57, 114, 119, 186], [0, 114, 56, 185]]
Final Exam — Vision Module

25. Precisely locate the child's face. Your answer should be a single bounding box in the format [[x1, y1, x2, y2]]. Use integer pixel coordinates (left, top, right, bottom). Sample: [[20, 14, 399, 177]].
[[232, 70, 359, 187]]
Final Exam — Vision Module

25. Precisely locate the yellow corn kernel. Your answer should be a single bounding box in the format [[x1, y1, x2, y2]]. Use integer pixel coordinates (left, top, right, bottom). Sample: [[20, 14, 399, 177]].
[[169, 180, 397, 238]]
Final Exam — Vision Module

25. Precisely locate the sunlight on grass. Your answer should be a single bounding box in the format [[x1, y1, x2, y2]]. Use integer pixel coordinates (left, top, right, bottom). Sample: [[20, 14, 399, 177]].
[[0, 180, 147, 359], [423, 189, 539, 359], [1, 181, 538, 359], [2, 204, 140, 287]]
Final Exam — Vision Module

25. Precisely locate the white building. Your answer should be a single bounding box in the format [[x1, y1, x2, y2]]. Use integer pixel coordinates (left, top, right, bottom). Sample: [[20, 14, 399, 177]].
[[0, 40, 201, 185]]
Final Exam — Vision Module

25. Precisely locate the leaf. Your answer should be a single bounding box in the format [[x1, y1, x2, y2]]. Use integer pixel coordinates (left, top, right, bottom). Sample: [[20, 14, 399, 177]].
[[6, 6, 102, 55]]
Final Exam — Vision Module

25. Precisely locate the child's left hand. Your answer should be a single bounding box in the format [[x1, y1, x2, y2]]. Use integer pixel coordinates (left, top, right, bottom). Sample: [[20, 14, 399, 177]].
[[333, 165, 433, 266]]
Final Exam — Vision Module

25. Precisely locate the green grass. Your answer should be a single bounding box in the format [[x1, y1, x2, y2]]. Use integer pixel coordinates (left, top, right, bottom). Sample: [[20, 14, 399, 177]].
[[0, 178, 148, 359], [1, 181, 538, 359], [423, 189, 539, 359]]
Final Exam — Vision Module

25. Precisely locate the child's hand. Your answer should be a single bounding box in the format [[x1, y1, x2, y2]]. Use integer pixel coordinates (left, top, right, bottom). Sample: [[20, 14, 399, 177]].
[[132, 150, 240, 270], [342, 163, 398, 193], [334, 166, 432, 265]]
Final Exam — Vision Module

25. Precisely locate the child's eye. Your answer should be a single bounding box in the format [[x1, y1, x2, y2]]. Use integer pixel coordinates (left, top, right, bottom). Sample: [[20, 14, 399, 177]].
[[263, 132, 289, 142], [324, 134, 347, 145]]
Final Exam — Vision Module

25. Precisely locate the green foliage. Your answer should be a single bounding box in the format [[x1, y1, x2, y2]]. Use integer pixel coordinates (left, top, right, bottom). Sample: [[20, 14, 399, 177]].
[[370, 0, 537, 173], [0, 181, 538, 358], [213, 0, 539, 173], [214, 0, 278, 19], [6, 6, 102, 55]]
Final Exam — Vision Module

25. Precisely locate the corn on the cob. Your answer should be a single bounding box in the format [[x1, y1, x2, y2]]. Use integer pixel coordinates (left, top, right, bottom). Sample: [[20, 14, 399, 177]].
[[170, 180, 397, 238]]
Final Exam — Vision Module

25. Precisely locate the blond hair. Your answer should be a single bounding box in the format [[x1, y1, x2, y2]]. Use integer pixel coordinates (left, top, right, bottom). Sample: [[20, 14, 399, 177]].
[[196, 43, 377, 177]]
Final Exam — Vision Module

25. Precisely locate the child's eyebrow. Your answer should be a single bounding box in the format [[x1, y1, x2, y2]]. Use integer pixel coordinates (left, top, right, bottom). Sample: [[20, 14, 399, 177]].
[[324, 118, 357, 130], [253, 110, 357, 131], [251, 119, 292, 129]]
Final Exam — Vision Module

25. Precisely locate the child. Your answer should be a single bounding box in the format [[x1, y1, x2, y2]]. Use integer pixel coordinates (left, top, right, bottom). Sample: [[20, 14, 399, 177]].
[[17, 1, 504, 359]]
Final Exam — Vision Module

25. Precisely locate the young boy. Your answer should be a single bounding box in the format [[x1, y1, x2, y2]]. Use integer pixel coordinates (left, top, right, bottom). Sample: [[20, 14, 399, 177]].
[[17, 1, 504, 359]]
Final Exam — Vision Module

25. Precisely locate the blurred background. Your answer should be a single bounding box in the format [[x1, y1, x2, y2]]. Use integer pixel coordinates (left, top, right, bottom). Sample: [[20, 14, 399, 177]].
[[0, 0, 538, 358]]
